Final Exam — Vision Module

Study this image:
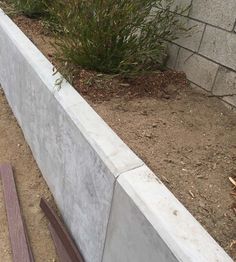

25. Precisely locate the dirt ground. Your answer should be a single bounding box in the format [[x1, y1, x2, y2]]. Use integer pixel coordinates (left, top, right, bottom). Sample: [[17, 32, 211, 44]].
[[1, 9, 236, 259], [0, 87, 57, 261], [95, 91, 236, 257]]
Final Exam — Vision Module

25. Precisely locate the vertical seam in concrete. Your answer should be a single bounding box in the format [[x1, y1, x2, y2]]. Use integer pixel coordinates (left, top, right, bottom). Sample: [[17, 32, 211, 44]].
[[174, 46, 181, 69], [197, 23, 207, 53], [187, 0, 194, 17], [232, 18, 236, 33], [101, 162, 145, 261], [100, 179, 116, 262], [211, 65, 220, 92]]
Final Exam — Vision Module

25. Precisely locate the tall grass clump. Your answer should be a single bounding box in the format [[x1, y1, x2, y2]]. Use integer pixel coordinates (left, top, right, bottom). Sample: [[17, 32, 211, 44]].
[[50, 0, 189, 75], [11, 0, 49, 18]]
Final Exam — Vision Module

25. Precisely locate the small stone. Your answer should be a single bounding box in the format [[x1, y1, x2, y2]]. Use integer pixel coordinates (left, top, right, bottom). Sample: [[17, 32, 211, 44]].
[[141, 110, 148, 116], [145, 133, 152, 138], [196, 161, 202, 166], [199, 200, 205, 208]]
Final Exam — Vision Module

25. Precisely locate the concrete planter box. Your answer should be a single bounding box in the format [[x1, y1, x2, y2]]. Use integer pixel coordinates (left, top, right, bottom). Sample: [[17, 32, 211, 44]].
[[0, 10, 233, 262]]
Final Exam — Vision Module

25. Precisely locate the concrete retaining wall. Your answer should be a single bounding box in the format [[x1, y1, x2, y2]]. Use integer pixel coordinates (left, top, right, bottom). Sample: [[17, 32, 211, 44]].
[[168, 0, 236, 108], [0, 10, 233, 262]]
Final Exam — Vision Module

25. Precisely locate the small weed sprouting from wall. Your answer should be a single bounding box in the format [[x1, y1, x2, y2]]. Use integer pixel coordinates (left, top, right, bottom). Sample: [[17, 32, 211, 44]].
[[49, 0, 189, 77], [10, 0, 49, 18]]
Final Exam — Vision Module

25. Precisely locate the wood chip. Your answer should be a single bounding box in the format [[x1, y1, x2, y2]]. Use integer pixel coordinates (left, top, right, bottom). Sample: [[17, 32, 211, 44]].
[[230, 240, 236, 248], [188, 190, 195, 198], [229, 177, 236, 187]]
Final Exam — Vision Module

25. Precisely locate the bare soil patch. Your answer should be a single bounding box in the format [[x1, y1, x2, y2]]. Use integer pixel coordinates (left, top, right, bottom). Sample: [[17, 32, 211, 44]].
[[0, 87, 57, 261], [2, 12, 236, 259]]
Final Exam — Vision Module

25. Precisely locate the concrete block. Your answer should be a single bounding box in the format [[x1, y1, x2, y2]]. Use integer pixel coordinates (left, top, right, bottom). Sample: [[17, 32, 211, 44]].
[[162, 0, 192, 15], [103, 165, 233, 262], [176, 48, 219, 91], [223, 96, 236, 108], [174, 18, 205, 52], [213, 67, 236, 96], [213, 67, 236, 107], [190, 82, 210, 94], [0, 10, 143, 262], [199, 25, 236, 71], [222, 101, 236, 112], [167, 43, 179, 69], [190, 0, 236, 31]]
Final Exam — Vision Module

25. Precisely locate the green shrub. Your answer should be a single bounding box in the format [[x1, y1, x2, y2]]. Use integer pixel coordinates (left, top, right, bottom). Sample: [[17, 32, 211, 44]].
[[50, 0, 189, 75], [11, 0, 49, 18]]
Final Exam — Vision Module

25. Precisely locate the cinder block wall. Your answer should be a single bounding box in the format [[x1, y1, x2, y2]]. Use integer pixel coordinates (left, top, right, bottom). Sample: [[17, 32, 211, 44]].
[[168, 0, 236, 108]]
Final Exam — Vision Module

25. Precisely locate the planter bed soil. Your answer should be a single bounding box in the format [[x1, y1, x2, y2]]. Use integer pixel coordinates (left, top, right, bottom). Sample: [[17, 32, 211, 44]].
[[2, 13, 236, 259]]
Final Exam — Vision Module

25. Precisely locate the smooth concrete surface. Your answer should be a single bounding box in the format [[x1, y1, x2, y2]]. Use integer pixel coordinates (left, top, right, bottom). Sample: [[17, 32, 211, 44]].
[[0, 9, 233, 262], [0, 9, 143, 262], [103, 166, 233, 262]]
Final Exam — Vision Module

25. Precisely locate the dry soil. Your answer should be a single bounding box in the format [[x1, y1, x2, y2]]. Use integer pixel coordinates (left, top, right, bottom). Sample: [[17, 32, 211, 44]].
[[1, 10, 236, 260], [0, 87, 58, 261]]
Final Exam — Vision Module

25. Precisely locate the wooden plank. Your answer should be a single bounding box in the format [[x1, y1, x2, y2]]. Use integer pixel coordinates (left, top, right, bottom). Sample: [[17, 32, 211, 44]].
[[40, 198, 84, 262], [0, 163, 34, 262], [48, 223, 72, 262]]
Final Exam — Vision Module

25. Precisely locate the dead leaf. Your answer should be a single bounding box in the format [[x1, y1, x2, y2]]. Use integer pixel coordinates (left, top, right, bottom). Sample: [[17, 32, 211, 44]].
[[230, 240, 236, 248]]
